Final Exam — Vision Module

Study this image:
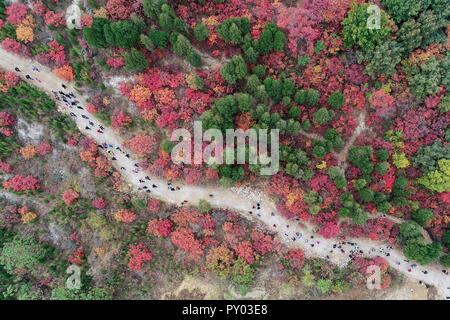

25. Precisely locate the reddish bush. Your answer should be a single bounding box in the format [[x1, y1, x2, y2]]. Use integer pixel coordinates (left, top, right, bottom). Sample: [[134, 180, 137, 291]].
[[251, 230, 273, 255], [107, 57, 126, 68], [80, 14, 93, 28], [48, 41, 67, 66], [2, 175, 40, 192], [146, 198, 161, 212], [127, 243, 152, 271], [125, 133, 157, 157], [6, 2, 28, 24], [318, 222, 340, 239], [2, 38, 22, 55], [184, 167, 203, 185], [62, 189, 79, 205], [92, 197, 107, 209], [111, 110, 132, 128], [44, 11, 66, 27], [31, 1, 47, 16], [147, 219, 174, 237], [171, 227, 204, 261], [36, 142, 53, 155], [106, 0, 134, 20], [68, 248, 85, 265], [114, 209, 136, 223], [234, 241, 255, 264], [0, 112, 15, 127], [0, 162, 12, 173], [284, 249, 305, 271], [55, 65, 75, 81]]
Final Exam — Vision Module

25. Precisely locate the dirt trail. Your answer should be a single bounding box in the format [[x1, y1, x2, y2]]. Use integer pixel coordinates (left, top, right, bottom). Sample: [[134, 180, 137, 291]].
[[1, 49, 448, 300], [335, 109, 367, 173]]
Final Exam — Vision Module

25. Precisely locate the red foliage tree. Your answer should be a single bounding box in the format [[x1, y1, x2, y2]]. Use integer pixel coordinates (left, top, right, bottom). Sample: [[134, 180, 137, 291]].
[[62, 189, 79, 205], [183, 167, 203, 185], [55, 65, 75, 81], [48, 41, 67, 67], [0, 162, 12, 173], [147, 219, 174, 237], [44, 11, 66, 27], [106, 57, 126, 68], [171, 227, 204, 261], [170, 207, 199, 227], [318, 222, 340, 239], [111, 110, 132, 128], [114, 209, 136, 223], [68, 248, 85, 265], [127, 243, 152, 271], [36, 142, 53, 155], [31, 1, 47, 16], [86, 103, 97, 114], [125, 132, 157, 157], [92, 197, 107, 209], [234, 240, 256, 264], [106, 0, 134, 20], [284, 249, 305, 270], [2, 38, 22, 55], [250, 230, 273, 255], [0, 112, 15, 127], [6, 2, 28, 24], [146, 198, 161, 212], [2, 175, 40, 192], [80, 14, 93, 28]]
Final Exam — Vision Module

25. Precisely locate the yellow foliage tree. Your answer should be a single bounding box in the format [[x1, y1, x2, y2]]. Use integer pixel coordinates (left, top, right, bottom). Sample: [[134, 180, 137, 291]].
[[392, 152, 410, 169], [16, 15, 35, 44]]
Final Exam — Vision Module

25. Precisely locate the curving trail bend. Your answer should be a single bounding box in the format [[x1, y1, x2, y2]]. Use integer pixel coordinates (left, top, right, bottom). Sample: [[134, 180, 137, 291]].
[[1, 49, 449, 300]]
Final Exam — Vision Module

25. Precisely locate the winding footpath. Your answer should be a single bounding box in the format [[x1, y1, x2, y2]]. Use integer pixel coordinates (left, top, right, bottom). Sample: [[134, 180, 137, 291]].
[[1, 49, 449, 300]]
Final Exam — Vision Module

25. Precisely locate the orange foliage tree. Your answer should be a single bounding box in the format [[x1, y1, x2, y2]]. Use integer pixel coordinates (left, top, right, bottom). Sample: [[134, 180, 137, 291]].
[[20, 144, 37, 159], [55, 65, 75, 81]]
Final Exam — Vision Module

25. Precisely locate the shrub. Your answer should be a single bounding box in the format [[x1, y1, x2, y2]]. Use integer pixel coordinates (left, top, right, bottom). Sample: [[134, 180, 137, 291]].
[[294, 89, 307, 105], [353, 178, 367, 191], [198, 199, 212, 213], [411, 208, 433, 226], [358, 188, 374, 202], [288, 106, 301, 119], [124, 48, 148, 71], [399, 221, 422, 239], [375, 161, 389, 174], [306, 89, 320, 106], [237, 93, 254, 112], [334, 176, 347, 189], [194, 23, 209, 41], [187, 48, 202, 67], [342, 2, 392, 51], [313, 108, 334, 125], [376, 149, 389, 161], [441, 254, 450, 267], [220, 55, 247, 84], [328, 91, 344, 109], [377, 201, 392, 213], [252, 65, 266, 78]]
